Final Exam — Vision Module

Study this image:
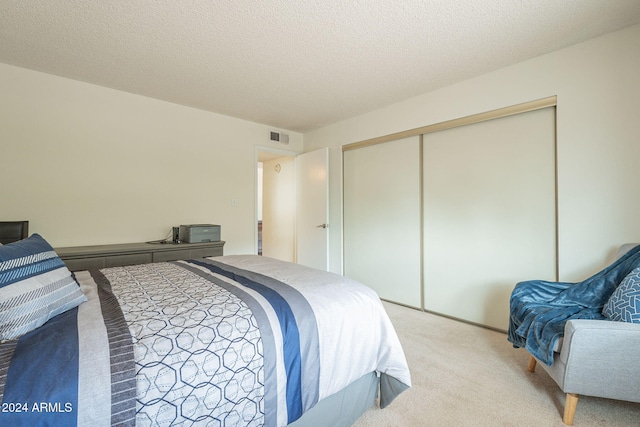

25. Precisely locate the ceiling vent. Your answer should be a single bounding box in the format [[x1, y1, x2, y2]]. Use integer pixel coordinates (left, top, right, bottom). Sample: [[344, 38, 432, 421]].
[[269, 131, 289, 145]]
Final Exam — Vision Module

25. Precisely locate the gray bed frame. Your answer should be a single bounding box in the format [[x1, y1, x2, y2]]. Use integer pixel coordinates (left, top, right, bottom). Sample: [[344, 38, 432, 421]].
[[289, 372, 378, 426]]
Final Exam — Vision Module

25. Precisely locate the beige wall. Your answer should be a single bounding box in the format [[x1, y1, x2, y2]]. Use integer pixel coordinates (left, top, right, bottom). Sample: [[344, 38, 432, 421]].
[[0, 63, 302, 253], [2, 24, 639, 278], [304, 24, 640, 281]]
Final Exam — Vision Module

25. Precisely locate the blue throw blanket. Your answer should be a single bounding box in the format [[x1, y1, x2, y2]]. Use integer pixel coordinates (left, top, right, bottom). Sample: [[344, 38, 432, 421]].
[[508, 244, 640, 365]]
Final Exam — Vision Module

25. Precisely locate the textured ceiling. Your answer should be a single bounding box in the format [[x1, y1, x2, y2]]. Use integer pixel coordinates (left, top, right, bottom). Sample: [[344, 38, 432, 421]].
[[1, 1, 640, 132]]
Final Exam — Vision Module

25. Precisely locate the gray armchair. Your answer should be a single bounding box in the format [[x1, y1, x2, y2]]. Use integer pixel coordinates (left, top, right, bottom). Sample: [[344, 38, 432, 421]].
[[526, 244, 640, 425]]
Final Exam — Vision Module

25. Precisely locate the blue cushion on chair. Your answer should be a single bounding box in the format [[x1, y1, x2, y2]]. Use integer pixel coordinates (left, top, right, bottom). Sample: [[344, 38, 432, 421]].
[[603, 266, 640, 323], [0, 234, 87, 339]]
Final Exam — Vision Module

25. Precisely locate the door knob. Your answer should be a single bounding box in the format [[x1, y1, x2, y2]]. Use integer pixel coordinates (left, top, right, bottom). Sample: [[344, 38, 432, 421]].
[[316, 224, 329, 228]]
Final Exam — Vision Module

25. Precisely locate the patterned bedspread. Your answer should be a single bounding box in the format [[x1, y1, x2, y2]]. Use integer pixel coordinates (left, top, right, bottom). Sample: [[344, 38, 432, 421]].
[[0, 255, 411, 426]]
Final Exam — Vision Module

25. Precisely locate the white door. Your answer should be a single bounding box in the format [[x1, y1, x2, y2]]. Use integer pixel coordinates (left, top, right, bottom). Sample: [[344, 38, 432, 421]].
[[296, 148, 329, 270], [423, 107, 556, 331]]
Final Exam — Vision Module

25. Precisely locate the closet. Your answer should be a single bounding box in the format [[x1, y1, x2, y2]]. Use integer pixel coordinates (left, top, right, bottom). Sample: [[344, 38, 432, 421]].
[[343, 98, 557, 331]]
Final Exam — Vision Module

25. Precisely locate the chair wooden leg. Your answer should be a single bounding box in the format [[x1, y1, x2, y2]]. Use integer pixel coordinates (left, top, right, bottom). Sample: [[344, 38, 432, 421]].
[[527, 355, 537, 372], [563, 393, 579, 425]]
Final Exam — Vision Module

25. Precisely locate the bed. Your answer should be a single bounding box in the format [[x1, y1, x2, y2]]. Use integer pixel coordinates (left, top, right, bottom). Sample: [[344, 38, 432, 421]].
[[0, 228, 411, 427]]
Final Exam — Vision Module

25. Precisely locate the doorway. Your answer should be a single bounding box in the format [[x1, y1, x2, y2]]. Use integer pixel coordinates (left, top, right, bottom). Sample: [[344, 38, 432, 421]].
[[256, 147, 330, 270], [257, 147, 297, 261]]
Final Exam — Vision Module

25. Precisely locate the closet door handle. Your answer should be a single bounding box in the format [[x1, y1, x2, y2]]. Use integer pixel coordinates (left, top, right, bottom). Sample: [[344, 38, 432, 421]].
[[316, 224, 329, 229]]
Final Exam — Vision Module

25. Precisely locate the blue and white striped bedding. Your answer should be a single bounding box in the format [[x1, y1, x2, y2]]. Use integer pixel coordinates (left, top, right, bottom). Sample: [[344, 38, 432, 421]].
[[0, 268, 136, 426], [0, 255, 411, 426]]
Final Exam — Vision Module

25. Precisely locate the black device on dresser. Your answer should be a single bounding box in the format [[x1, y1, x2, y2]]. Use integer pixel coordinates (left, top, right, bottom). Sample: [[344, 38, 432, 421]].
[[0, 221, 29, 244]]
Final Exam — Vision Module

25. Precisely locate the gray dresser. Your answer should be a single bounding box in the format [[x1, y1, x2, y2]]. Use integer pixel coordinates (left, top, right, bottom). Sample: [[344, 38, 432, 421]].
[[55, 241, 225, 271]]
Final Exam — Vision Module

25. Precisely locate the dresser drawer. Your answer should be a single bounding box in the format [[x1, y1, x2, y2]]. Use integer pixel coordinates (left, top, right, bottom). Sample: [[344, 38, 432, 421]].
[[105, 253, 152, 267], [152, 249, 191, 263], [63, 257, 106, 271], [190, 247, 224, 259]]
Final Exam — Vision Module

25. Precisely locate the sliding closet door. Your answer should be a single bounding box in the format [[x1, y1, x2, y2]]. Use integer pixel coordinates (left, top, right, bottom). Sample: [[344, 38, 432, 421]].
[[423, 107, 556, 331], [343, 136, 421, 307]]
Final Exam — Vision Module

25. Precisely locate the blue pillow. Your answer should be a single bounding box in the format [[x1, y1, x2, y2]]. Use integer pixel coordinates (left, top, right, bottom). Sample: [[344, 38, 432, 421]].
[[0, 233, 87, 339], [603, 266, 640, 323]]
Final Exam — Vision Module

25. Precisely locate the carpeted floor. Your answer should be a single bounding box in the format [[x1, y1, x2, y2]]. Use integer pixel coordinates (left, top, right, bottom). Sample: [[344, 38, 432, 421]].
[[352, 301, 640, 427]]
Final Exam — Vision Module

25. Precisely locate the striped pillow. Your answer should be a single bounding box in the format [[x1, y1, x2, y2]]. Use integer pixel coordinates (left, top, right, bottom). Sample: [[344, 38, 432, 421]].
[[0, 233, 87, 340]]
